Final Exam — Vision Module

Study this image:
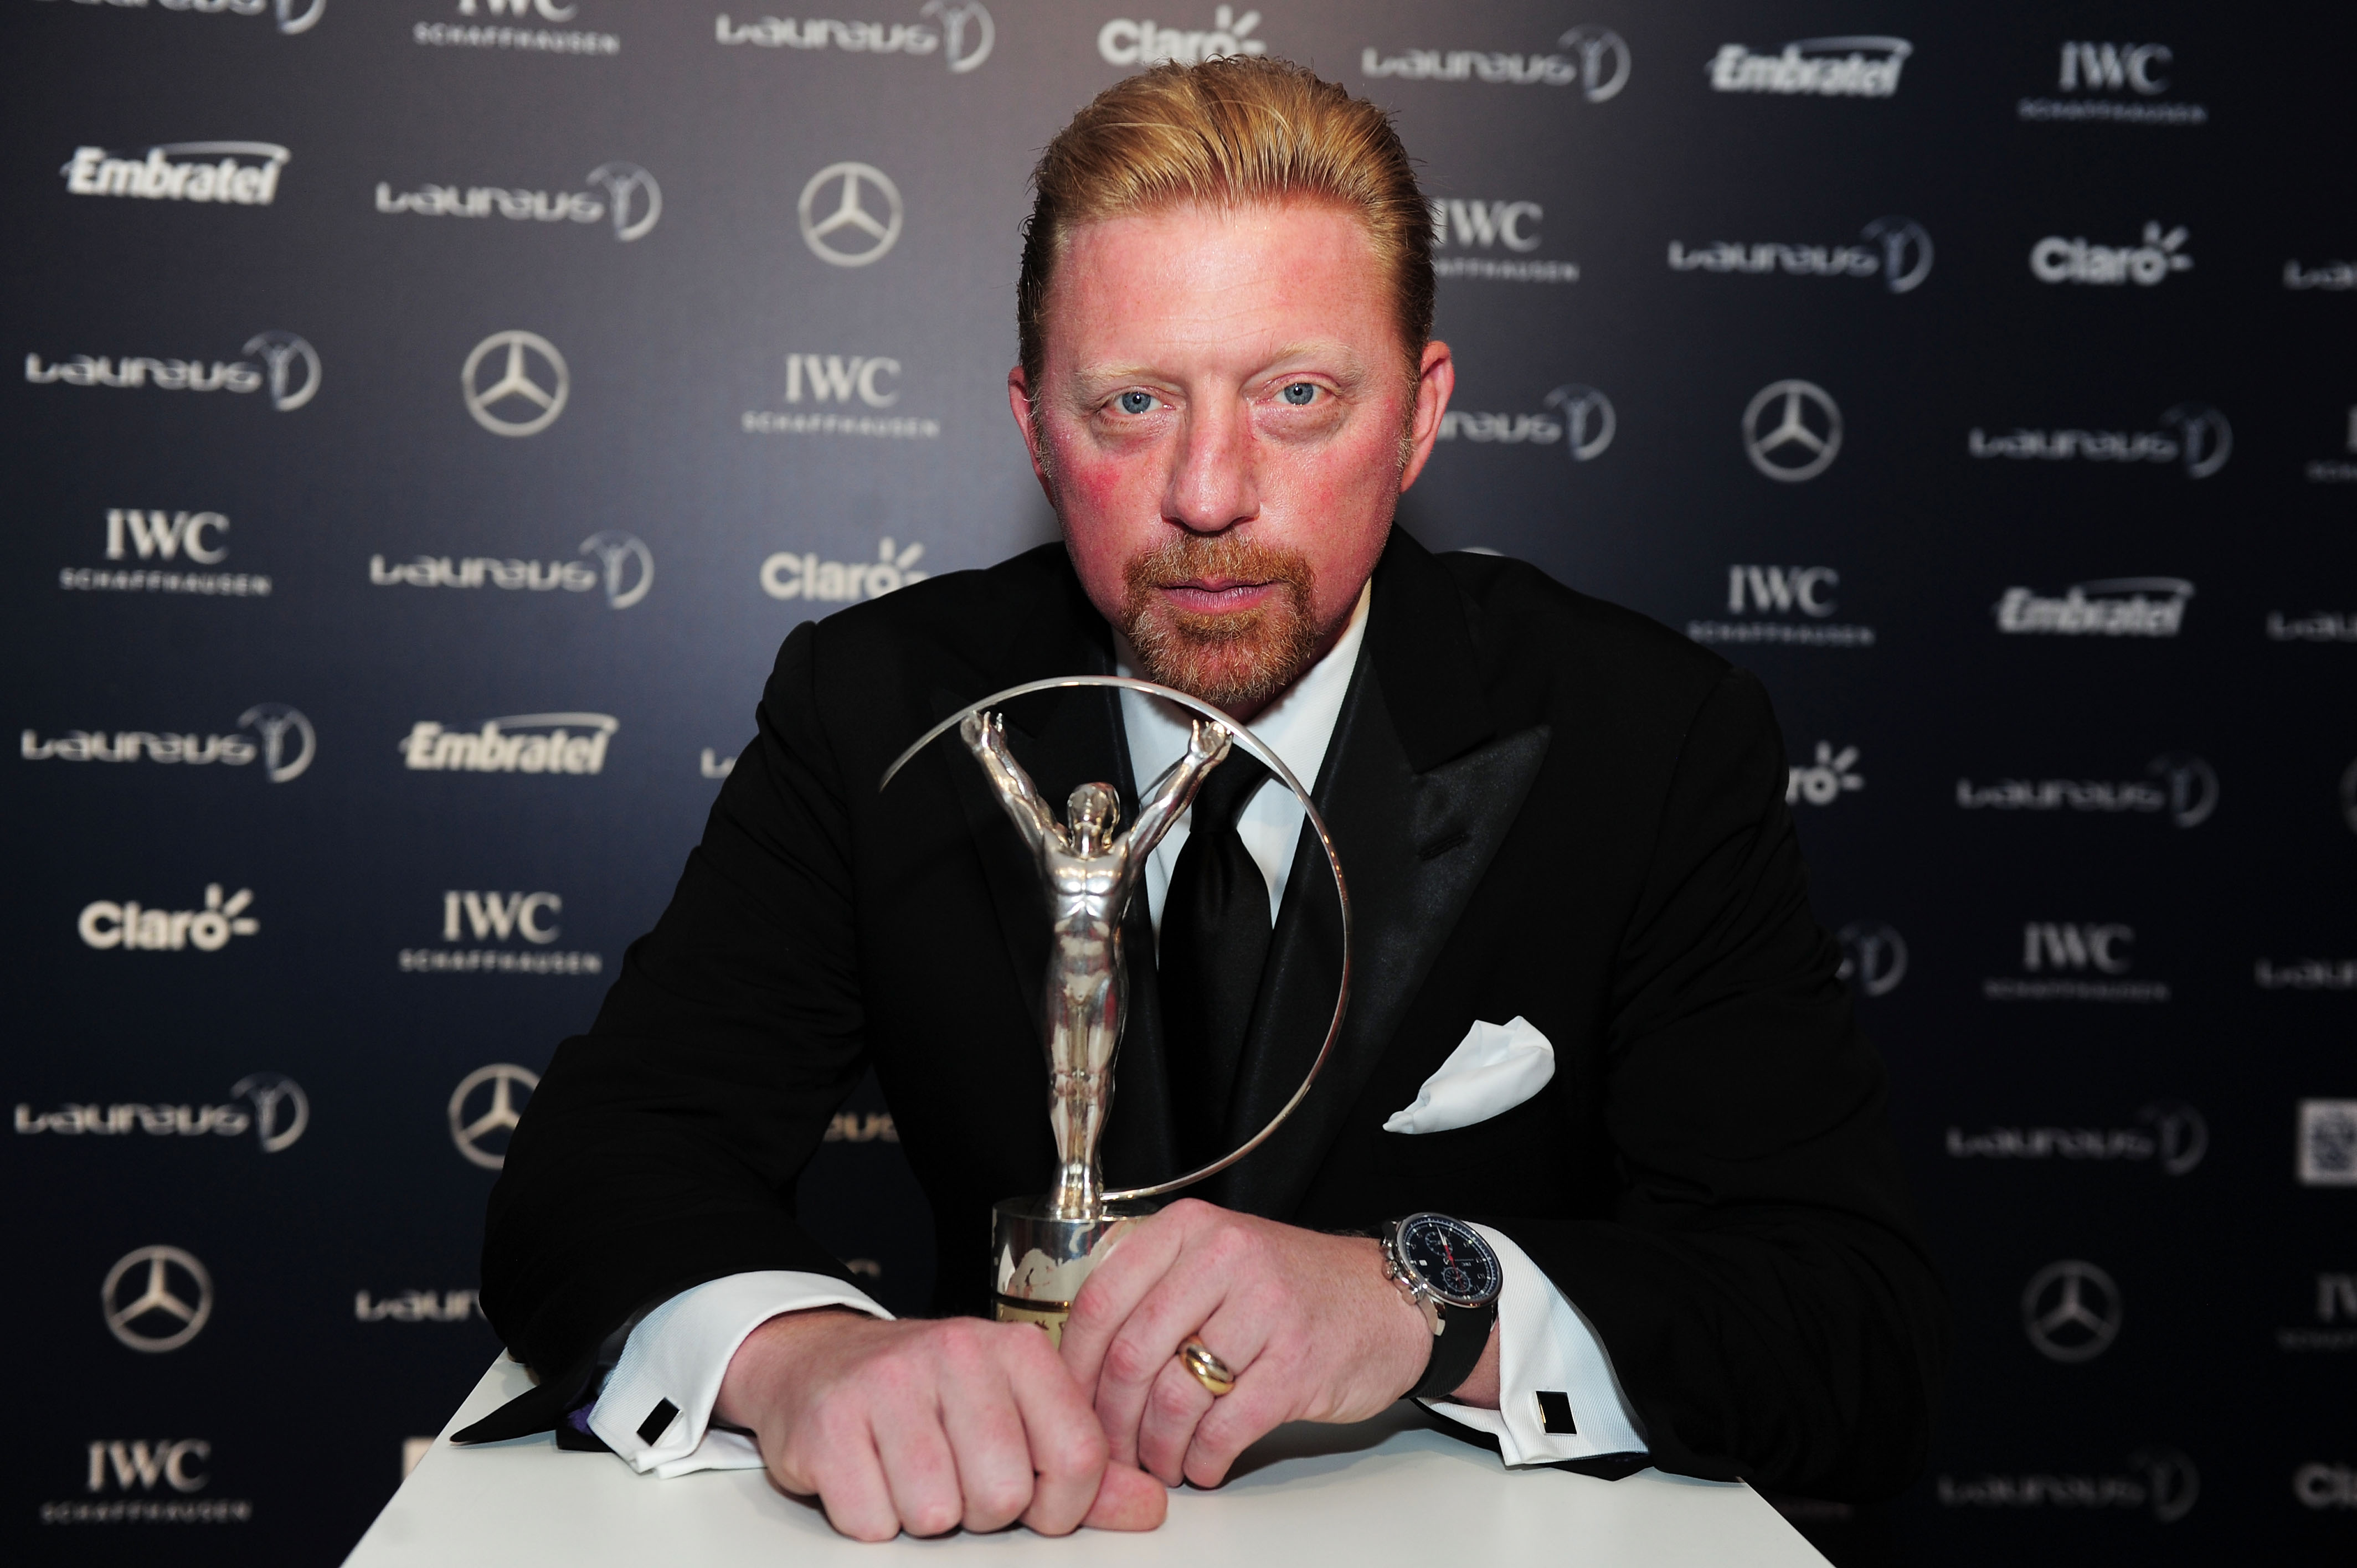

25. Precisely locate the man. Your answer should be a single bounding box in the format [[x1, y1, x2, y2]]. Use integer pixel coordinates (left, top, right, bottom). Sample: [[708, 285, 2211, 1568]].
[[469, 59, 1944, 1541]]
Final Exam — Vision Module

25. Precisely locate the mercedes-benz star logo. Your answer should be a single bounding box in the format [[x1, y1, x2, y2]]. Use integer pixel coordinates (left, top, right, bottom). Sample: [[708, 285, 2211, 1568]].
[[585, 161, 662, 243], [1542, 383, 1617, 462], [462, 331, 569, 437], [1835, 920, 1908, 998], [242, 331, 320, 412], [1742, 379, 1843, 483], [798, 162, 903, 269], [449, 1063, 540, 1170], [102, 1245, 214, 1353], [2023, 1259, 2122, 1363]]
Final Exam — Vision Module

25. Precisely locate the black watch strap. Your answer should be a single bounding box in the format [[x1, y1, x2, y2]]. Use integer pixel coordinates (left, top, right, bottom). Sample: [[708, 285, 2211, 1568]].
[[1407, 1294, 1497, 1402]]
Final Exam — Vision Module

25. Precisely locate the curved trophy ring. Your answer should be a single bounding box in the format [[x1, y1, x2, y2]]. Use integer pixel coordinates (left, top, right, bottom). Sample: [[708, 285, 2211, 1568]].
[[880, 674, 1351, 1203]]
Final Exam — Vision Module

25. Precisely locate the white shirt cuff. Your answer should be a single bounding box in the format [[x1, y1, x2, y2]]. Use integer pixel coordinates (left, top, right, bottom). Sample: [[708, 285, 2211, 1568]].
[[1422, 1223, 1648, 1467], [587, 1271, 891, 1478]]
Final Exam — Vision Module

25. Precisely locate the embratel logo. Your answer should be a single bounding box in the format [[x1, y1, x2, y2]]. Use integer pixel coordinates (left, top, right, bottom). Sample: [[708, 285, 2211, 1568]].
[[2030, 223, 2193, 287], [398, 888, 603, 975], [798, 162, 901, 267], [1428, 198, 1577, 284], [376, 161, 660, 241], [24, 703, 314, 782], [761, 538, 929, 602], [2021, 42, 2206, 126], [1708, 37, 1910, 97], [2299, 1100, 2357, 1187], [1987, 922, 2167, 1004], [1957, 754, 2217, 827], [102, 1245, 212, 1352], [78, 885, 259, 953], [1689, 564, 1875, 649], [1786, 742, 1864, 808], [1969, 404, 2231, 478], [356, 1288, 482, 1322], [1938, 1448, 2198, 1524], [461, 330, 567, 436], [1099, 5, 1259, 68], [1835, 921, 1907, 998], [1947, 1102, 2207, 1175], [722, 1, 994, 71], [1742, 380, 1841, 482], [416, 0, 617, 55], [449, 1063, 536, 1169], [26, 331, 319, 410], [17, 1074, 309, 1153], [400, 713, 615, 775], [370, 532, 652, 608], [41, 0, 323, 34], [1363, 24, 1629, 99], [2022, 1258, 2122, 1363], [1669, 217, 1932, 295], [61, 142, 287, 206], [1995, 579, 2192, 638]]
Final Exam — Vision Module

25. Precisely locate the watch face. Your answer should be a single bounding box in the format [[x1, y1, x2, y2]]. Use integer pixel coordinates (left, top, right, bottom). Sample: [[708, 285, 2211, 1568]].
[[1400, 1213, 1501, 1308]]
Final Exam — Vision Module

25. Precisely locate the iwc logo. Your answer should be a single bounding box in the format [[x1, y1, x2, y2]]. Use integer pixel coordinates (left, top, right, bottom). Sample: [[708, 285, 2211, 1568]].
[[102, 1245, 214, 1353]]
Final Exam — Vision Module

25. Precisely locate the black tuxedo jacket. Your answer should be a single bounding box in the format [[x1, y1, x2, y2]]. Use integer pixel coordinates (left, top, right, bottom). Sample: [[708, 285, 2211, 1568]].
[[480, 529, 1944, 1499]]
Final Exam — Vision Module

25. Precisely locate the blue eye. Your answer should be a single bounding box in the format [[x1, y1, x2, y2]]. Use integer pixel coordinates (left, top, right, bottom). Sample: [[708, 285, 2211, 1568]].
[[1117, 390, 1155, 415], [1280, 382, 1317, 405]]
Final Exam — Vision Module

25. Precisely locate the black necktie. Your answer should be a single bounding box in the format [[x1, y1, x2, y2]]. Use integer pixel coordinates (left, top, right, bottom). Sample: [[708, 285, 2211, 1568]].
[[1157, 750, 1273, 1172]]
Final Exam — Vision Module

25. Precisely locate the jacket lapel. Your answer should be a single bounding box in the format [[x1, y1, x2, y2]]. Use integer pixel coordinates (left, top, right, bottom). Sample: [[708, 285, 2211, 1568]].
[[1214, 532, 1551, 1219]]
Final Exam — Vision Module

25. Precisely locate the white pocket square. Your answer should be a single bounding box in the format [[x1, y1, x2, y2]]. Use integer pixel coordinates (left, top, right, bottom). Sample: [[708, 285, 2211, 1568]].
[[1381, 1016, 1556, 1135]]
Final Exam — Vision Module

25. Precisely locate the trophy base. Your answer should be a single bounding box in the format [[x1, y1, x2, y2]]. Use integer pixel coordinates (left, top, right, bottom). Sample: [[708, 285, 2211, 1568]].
[[991, 1195, 1156, 1347]]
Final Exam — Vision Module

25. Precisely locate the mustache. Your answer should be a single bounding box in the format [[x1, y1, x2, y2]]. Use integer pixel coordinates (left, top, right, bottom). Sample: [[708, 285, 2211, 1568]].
[[1118, 533, 1321, 713], [1119, 534, 1316, 618]]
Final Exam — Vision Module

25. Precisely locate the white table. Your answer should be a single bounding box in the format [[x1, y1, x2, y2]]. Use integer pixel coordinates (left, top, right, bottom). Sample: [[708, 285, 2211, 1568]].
[[347, 1357, 1829, 1566]]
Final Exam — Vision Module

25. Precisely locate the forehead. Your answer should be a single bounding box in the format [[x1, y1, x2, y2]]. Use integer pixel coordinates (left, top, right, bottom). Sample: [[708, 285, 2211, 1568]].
[[1043, 199, 1397, 370]]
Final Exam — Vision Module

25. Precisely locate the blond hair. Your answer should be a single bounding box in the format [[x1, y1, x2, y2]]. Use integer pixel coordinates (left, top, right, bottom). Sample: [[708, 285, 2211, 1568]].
[[1017, 58, 1433, 391]]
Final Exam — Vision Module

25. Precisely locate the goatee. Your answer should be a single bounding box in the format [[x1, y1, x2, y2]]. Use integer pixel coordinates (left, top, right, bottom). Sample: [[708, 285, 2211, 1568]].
[[1119, 534, 1322, 715]]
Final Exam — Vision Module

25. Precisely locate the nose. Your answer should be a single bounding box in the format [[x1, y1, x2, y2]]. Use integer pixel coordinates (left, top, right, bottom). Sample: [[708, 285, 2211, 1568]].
[[1161, 393, 1258, 535]]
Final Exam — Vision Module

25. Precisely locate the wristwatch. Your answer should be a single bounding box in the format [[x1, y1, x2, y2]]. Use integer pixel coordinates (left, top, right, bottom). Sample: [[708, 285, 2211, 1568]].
[[1381, 1213, 1502, 1402]]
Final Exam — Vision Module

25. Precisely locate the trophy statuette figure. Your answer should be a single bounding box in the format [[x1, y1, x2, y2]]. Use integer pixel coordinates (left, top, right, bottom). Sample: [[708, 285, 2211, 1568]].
[[880, 676, 1351, 1344]]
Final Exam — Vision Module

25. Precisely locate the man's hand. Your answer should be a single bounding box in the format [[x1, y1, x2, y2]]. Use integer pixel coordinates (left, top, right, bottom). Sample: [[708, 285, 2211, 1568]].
[[715, 1308, 1167, 1541], [1057, 1200, 1445, 1489]]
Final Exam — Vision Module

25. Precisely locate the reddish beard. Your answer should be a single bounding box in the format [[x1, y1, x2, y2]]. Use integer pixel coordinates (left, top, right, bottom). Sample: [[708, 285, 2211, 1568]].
[[1119, 534, 1322, 715]]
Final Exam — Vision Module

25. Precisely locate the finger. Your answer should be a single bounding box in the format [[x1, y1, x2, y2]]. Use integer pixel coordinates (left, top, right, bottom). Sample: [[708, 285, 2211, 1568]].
[[1059, 1208, 1192, 1393], [1181, 1348, 1298, 1490], [1006, 1332, 1110, 1536], [1134, 1355, 1217, 1486], [869, 1391, 965, 1538], [936, 1331, 1037, 1533], [1088, 1249, 1245, 1466], [1083, 1462, 1169, 1531], [791, 1412, 900, 1543]]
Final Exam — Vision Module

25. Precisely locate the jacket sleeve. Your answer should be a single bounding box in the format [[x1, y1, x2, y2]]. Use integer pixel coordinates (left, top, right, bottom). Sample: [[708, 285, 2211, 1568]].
[[1482, 666, 1946, 1500], [480, 620, 871, 1383]]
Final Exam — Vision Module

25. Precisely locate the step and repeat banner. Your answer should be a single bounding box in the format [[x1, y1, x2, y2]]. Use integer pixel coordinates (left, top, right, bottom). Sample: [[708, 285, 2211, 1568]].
[[5, 1, 2352, 1562]]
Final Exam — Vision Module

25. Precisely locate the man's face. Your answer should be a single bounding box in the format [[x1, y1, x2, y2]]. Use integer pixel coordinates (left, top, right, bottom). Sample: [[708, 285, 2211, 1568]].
[[1011, 200, 1453, 718]]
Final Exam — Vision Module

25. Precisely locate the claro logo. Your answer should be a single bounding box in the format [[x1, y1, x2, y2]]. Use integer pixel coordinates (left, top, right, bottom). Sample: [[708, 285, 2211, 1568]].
[[79, 885, 258, 952]]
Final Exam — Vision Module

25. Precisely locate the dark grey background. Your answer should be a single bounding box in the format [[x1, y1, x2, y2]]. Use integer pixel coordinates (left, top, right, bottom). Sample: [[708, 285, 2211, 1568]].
[[5, 1, 2352, 1561]]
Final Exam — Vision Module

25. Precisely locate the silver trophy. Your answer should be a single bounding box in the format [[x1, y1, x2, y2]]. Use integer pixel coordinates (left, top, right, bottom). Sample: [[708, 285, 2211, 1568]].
[[882, 676, 1350, 1343]]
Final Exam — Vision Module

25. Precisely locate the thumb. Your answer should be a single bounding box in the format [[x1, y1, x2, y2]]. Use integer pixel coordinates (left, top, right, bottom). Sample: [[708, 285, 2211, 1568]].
[[1082, 1462, 1168, 1531]]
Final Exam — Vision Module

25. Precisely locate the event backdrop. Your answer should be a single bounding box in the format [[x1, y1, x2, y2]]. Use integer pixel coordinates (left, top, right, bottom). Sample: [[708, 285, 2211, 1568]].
[[6, 1, 2353, 1562]]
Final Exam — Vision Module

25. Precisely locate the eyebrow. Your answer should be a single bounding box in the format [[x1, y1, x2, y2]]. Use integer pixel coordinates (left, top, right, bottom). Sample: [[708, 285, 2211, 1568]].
[[1067, 341, 1373, 399]]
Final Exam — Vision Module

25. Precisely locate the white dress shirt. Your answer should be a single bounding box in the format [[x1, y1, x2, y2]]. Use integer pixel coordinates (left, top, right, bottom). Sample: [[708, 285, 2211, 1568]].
[[589, 581, 1646, 1476]]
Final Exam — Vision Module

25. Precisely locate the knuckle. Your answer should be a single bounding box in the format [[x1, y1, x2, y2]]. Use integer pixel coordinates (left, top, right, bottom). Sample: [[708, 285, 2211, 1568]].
[[1102, 1334, 1162, 1387], [908, 1497, 962, 1538], [1044, 1420, 1108, 1476], [976, 1475, 1033, 1521]]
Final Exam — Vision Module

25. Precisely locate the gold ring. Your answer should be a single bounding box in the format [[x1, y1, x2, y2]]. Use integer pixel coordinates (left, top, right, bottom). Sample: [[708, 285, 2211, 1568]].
[[1179, 1335, 1237, 1396]]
